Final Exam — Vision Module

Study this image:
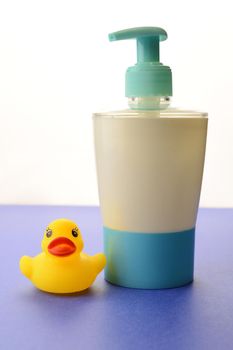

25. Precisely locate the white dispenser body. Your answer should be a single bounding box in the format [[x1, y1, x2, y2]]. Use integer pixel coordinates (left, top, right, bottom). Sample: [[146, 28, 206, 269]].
[[94, 110, 207, 233]]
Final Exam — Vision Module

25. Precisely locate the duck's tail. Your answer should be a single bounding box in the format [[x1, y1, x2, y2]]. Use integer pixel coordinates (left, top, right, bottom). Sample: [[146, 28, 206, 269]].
[[92, 253, 107, 274], [19, 256, 33, 279]]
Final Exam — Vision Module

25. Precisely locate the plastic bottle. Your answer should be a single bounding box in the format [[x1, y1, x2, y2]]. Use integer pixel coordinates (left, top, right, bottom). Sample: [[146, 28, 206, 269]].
[[93, 27, 208, 289]]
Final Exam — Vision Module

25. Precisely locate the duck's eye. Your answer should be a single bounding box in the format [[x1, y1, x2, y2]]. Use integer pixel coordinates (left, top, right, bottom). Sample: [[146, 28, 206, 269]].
[[72, 229, 78, 237], [46, 229, 52, 238]]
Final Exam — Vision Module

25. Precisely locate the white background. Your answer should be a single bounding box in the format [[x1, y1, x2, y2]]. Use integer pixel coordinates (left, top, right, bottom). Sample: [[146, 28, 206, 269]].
[[0, 0, 232, 206]]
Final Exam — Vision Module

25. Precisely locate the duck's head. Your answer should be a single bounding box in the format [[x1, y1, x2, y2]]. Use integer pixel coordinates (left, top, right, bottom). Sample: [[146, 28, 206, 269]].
[[41, 218, 84, 257]]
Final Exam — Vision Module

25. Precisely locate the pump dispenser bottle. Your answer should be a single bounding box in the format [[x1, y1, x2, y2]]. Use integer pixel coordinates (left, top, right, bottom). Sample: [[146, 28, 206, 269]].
[[93, 27, 208, 289]]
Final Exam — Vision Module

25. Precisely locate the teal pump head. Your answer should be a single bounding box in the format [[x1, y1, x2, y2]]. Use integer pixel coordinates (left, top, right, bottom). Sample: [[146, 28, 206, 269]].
[[109, 27, 172, 98]]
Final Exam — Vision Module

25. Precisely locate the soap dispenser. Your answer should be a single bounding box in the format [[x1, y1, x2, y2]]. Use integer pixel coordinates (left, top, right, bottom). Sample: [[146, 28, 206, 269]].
[[93, 27, 208, 289]]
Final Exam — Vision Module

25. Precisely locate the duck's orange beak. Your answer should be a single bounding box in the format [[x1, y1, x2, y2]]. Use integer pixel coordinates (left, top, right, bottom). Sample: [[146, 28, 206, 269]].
[[48, 237, 76, 256]]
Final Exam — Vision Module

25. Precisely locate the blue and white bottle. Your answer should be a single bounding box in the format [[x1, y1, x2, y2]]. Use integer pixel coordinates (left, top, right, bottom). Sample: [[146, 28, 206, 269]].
[[93, 27, 208, 289]]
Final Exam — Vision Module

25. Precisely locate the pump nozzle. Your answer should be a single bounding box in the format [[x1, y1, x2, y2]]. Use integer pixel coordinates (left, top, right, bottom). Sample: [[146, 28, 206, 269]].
[[109, 27, 172, 98]]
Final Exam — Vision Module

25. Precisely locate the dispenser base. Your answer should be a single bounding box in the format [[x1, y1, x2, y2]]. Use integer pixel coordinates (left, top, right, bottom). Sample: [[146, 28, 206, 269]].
[[104, 227, 195, 289]]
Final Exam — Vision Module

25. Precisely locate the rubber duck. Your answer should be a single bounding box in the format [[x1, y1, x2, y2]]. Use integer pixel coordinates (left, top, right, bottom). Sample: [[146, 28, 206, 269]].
[[20, 218, 106, 294]]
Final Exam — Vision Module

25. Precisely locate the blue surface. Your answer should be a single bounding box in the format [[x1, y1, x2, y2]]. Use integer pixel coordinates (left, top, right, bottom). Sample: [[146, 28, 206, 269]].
[[1, 206, 233, 350], [104, 226, 195, 289]]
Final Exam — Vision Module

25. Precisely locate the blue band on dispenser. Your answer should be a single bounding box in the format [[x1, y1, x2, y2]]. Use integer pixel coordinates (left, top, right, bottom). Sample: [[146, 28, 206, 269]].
[[104, 227, 195, 289]]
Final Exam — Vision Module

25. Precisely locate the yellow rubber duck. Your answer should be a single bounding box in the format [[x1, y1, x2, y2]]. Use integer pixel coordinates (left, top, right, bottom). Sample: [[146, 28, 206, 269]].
[[20, 218, 106, 294]]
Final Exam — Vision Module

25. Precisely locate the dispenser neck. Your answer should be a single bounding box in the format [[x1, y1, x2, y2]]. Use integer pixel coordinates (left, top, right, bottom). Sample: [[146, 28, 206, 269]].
[[128, 96, 171, 110], [137, 37, 159, 63]]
